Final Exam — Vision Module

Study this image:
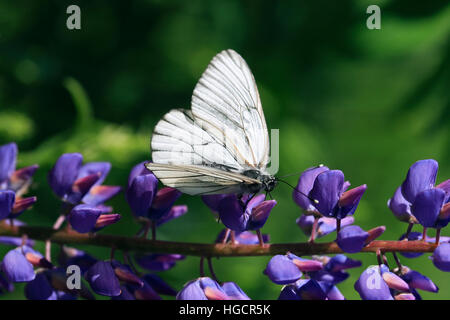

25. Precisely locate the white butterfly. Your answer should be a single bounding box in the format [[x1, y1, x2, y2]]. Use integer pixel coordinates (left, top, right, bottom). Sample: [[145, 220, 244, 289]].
[[146, 49, 276, 196]]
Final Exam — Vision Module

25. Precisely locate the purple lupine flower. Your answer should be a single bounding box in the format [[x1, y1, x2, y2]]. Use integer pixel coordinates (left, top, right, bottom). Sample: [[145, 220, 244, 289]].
[[324, 254, 362, 272], [0, 190, 37, 220], [293, 166, 366, 219], [336, 225, 369, 253], [354, 265, 393, 300], [432, 243, 450, 272], [1, 245, 49, 283], [308, 269, 350, 285], [0, 142, 18, 187], [111, 261, 144, 288], [202, 194, 228, 216], [221, 282, 250, 300], [400, 267, 438, 293], [388, 159, 449, 227], [24, 273, 57, 300], [278, 279, 331, 300], [112, 286, 136, 300], [176, 277, 230, 300], [156, 205, 188, 226], [68, 204, 120, 233], [85, 261, 121, 296], [216, 229, 270, 245], [264, 253, 323, 285], [126, 162, 186, 223], [48, 153, 120, 205], [2, 247, 36, 282], [379, 264, 409, 292], [143, 274, 177, 296], [149, 187, 182, 220], [130, 279, 162, 300], [135, 254, 184, 272], [0, 143, 38, 220], [296, 215, 354, 239], [217, 194, 276, 232]]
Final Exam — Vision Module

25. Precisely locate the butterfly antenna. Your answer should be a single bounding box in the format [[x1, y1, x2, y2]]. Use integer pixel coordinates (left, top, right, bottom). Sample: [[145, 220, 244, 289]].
[[277, 164, 325, 179], [276, 178, 319, 204]]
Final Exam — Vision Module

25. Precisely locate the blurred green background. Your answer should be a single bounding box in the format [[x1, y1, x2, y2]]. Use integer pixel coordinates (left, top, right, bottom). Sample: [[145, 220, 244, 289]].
[[0, 0, 449, 300]]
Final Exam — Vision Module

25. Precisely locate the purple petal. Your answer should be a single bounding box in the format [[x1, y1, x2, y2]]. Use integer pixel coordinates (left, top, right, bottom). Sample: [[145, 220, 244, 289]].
[[411, 188, 445, 227], [149, 187, 182, 220], [48, 153, 83, 199], [317, 216, 354, 238], [248, 200, 276, 230], [67, 173, 101, 204], [202, 194, 228, 213], [354, 266, 393, 300], [325, 254, 362, 272], [388, 186, 413, 222], [379, 265, 409, 291], [310, 170, 344, 217], [264, 255, 302, 285], [143, 274, 177, 296], [221, 282, 250, 300], [157, 205, 188, 226], [432, 243, 450, 272], [402, 269, 438, 293], [112, 286, 135, 300], [82, 185, 121, 206], [218, 195, 249, 232], [436, 202, 450, 228], [68, 204, 103, 233], [293, 166, 329, 212], [25, 273, 57, 300], [177, 277, 226, 300], [94, 213, 121, 231], [326, 285, 345, 300], [287, 253, 323, 272], [133, 280, 162, 300], [0, 142, 17, 183], [85, 261, 121, 296], [128, 161, 151, 187], [135, 254, 184, 272], [126, 173, 158, 218], [336, 225, 369, 253], [2, 248, 35, 282], [0, 190, 15, 220], [337, 184, 367, 218], [78, 162, 111, 186], [176, 279, 208, 300], [436, 179, 450, 202], [297, 279, 327, 300], [401, 159, 438, 203], [10, 196, 37, 218], [9, 164, 39, 193]]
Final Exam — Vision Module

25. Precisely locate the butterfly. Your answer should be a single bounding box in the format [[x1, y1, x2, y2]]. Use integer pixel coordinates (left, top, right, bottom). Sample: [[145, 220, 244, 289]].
[[145, 49, 277, 196]]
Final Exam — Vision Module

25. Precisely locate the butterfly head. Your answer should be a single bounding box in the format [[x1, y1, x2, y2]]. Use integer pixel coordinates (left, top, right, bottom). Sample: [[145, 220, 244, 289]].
[[261, 175, 277, 193]]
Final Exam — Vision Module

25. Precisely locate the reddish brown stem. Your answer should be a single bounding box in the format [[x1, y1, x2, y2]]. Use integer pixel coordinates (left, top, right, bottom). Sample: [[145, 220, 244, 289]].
[[0, 223, 438, 257]]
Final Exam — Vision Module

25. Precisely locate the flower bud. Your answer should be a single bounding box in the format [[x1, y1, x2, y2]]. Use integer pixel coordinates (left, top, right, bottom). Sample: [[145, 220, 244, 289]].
[[336, 225, 369, 253]]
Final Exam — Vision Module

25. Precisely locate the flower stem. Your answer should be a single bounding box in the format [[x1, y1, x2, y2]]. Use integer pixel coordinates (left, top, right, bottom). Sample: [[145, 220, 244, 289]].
[[0, 223, 438, 257], [435, 228, 441, 244]]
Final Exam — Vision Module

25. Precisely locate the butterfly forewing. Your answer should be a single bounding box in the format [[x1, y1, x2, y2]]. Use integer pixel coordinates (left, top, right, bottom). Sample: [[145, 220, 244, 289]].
[[149, 49, 270, 195]]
